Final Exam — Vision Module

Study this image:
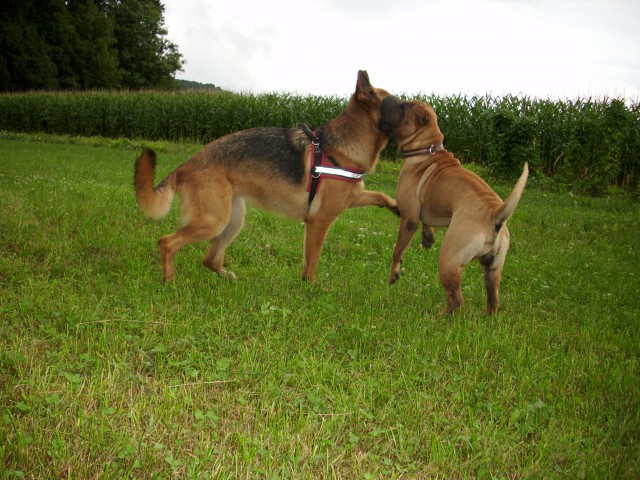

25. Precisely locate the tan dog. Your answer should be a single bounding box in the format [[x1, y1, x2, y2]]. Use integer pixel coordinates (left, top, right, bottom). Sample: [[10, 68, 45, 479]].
[[379, 97, 528, 314], [134, 71, 397, 282]]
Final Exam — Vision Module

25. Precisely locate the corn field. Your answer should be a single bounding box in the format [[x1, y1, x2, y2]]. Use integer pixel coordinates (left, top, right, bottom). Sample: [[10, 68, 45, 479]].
[[0, 90, 638, 195]]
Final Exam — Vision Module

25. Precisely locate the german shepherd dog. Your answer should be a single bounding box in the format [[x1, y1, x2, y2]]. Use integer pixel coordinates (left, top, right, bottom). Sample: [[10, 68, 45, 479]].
[[135, 71, 397, 282], [379, 97, 528, 314]]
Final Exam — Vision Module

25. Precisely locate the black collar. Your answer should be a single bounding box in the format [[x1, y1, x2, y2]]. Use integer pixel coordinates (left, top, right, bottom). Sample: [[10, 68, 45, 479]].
[[402, 143, 445, 158]]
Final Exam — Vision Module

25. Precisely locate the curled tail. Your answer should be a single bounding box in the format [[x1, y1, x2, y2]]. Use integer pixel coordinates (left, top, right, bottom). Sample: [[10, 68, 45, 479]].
[[134, 149, 176, 220], [495, 162, 529, 225]]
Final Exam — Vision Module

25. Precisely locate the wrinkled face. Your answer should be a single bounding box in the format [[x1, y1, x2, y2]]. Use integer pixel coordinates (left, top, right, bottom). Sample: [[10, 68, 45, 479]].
[[378, 97, 443, 145]]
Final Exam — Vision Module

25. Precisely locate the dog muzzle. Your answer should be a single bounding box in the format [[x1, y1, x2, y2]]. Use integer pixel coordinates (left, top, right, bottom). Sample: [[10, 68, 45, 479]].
[[379, 96, 405, 134]]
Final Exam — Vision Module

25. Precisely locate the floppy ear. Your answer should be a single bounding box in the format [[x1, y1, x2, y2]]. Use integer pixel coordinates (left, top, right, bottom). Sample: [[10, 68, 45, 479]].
[[356, 70, 372, 99], [413, 103, 431, 126]]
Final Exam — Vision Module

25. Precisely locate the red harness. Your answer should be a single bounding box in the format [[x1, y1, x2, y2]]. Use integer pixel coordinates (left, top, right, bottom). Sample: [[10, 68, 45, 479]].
[[306, 130, 365, 205]]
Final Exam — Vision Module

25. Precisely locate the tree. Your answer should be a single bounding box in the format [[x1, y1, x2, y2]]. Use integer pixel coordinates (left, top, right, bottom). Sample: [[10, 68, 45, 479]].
[[30, 0, 83, 89], [0, 0, 183, 91], [108, 0, 184, 89], [67, 0, 121, 89], [0, 0, 58, 91]]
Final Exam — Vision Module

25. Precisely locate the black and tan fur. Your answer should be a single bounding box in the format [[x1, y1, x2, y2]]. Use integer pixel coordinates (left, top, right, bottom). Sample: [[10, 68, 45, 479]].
[[379, 97, 528, 314], [134, 71, 397, 282]]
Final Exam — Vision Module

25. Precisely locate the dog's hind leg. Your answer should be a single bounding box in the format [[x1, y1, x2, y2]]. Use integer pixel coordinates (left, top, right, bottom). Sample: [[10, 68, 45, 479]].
[[203, 196, 246, 279], [159, 218, 229, 281], [479, 228, 510, 314], [159, 183, 233, 281], [437, 225, 478, 315], [421, 224, 435, 249], [438, 265, 464, 316], [481, 263, 502, 314]]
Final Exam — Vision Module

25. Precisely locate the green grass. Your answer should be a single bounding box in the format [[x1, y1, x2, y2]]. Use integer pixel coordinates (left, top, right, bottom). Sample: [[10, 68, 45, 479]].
[[1, 136, 639, 479]]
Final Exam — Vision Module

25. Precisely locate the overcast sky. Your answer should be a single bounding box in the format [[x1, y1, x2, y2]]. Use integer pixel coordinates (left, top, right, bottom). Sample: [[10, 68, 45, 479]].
[[163, 0, 640, 100]]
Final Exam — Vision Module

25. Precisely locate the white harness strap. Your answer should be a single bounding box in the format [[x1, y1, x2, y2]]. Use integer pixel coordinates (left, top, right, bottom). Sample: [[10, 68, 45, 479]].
[[313, 165, 366, 180]]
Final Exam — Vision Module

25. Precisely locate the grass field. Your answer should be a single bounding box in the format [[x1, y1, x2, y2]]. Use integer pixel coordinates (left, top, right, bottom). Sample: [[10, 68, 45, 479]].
[[1, 136, 639, 479]]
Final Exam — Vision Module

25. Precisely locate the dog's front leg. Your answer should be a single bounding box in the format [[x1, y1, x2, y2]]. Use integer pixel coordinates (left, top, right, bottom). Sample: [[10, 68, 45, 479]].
[[302, 215, 336, 282], [389, 217, 419, 284], [349, 190, 399, 215]]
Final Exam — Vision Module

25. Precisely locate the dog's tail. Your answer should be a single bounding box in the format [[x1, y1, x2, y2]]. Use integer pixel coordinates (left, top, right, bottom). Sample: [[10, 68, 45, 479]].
[[495, 162, 529, 225], [134, 149, 176, 220]]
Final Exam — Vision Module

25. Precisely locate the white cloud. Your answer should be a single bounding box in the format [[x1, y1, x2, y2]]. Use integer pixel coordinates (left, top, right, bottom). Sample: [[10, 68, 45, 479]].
[[163, 0, 640, 100]]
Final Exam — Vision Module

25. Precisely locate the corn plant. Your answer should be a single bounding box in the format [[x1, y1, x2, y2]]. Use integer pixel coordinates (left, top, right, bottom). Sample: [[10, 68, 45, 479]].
[[0, 90, 637, 194]]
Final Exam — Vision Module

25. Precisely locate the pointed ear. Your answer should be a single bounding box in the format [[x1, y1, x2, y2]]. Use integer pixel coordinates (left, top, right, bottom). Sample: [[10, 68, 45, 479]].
[[413, 103, 432, 126], [356, 70, 372, 99]]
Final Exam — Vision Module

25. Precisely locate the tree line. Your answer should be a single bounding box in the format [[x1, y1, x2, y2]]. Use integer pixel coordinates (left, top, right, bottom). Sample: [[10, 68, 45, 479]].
[[0, 0, 184, 92]]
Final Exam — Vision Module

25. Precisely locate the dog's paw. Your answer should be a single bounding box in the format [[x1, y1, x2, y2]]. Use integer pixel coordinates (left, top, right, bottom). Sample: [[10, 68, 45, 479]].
[[389, 272, 401, 284], [421, 226, 435, 248], [385, 201, 400, 216], [421, 237, 435, 249], [381, 202, 400, 216]]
